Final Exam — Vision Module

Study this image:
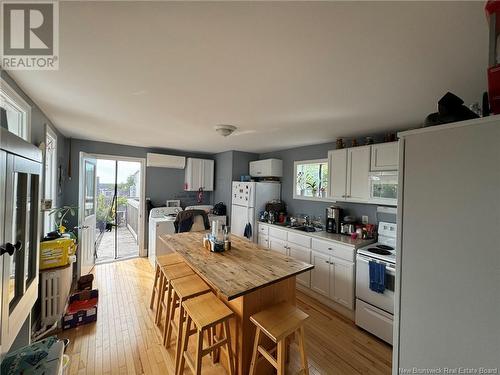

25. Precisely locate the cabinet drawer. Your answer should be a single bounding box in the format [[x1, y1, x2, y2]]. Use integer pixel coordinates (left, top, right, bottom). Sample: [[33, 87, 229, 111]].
[[287, 232, 311, 248], [311, 238, 355, 262], [258, 224, 269, 236], [268, 227, 287, 241]]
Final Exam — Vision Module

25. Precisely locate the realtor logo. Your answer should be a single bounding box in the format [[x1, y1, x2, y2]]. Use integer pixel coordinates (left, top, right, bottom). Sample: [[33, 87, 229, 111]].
[[1, 1, 59, 70]]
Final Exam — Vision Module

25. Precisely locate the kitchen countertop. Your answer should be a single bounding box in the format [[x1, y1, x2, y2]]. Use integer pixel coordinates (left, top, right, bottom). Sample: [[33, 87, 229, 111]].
[[159, 232, 314, 300], [258, 221, 375, 249]]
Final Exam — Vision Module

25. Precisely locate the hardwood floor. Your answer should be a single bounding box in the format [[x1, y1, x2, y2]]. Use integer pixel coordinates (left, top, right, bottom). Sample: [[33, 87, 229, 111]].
[[60, 258, 392, 375]]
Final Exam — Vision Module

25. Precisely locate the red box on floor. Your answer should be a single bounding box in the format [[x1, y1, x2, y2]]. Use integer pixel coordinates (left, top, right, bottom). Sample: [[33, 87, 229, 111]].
[[62, 289, 98, 330]]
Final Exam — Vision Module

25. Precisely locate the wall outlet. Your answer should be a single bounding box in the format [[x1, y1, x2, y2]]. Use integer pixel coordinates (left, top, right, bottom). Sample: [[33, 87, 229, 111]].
[[362, 215, 369, 224]]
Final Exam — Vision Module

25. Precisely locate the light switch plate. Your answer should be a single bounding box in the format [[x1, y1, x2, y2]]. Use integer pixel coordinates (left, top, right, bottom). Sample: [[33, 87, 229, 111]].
[[362, 215, 369, 224]]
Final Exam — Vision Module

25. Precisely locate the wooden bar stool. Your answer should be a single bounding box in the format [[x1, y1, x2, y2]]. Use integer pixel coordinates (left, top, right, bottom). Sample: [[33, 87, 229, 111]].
[[155, 262, 194, 326], [149, 253, 185, 310], [178, 293, 236, 375], [164, 274, 211, 374], [249, 302, 309, 375]]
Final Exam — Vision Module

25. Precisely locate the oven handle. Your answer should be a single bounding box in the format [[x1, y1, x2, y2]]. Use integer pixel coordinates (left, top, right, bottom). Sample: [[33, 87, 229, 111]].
[[357, 254, 396, 272]]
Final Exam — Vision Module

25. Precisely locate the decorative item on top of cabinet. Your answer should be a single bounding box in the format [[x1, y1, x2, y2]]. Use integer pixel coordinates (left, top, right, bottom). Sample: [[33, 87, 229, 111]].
[[184, 158, 214, 191]]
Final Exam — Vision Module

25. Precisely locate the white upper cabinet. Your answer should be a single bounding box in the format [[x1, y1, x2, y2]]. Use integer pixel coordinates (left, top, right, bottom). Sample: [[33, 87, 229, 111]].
[[184, 158, 214, 191], [346, 146, 370, 201], [329, 143, 398, 204], [370, 142, 399, 171], [329, 146, 370, 202], [328, 149, 347, 200]]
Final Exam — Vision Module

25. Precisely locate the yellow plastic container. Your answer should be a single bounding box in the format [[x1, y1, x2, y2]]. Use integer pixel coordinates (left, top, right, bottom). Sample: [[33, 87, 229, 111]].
[[39, 238, 76, 270]]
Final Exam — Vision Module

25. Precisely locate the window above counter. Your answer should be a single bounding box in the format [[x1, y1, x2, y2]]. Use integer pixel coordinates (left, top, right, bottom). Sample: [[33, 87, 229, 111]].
[[293, 159, 330, 202]]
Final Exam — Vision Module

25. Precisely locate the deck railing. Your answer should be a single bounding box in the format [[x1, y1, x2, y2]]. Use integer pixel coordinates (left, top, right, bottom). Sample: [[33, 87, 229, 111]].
[[126, 198, 139, 243]]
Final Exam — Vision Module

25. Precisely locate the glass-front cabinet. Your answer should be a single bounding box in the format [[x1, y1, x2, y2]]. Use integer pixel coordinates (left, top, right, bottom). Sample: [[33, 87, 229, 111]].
[[1, 128, 42, 355]]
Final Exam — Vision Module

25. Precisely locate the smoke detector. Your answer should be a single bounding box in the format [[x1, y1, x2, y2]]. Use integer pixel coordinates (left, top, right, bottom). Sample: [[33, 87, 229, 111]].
[[215, 124, 237, 137]]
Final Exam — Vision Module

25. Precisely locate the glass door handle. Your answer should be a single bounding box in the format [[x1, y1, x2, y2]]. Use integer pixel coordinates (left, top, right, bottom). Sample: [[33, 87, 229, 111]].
[[0, 241, 21, 256]]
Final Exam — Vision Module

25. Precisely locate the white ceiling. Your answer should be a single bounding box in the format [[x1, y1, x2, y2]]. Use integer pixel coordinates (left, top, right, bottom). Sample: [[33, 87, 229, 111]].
[[9, 1, 488, 153]]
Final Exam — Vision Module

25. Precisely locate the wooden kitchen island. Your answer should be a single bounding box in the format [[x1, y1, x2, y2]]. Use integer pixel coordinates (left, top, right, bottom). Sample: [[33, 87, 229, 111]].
[[159, 232, 314, 375]]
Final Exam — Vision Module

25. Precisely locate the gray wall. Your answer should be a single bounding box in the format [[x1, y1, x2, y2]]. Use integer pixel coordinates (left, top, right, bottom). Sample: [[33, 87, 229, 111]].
[[63, 138, 214, 247], [260, 141, 384, 224], [212, 150, 258, 222], [213, 151, 233, 210], [232, 151, 259, 180]]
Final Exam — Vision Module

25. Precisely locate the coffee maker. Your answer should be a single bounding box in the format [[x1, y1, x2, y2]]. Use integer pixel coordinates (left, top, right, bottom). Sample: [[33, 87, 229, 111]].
[[326, 206, 342, 233]]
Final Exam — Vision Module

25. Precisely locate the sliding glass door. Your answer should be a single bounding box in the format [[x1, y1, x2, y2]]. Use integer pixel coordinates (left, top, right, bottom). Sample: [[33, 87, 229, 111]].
[[95, 158, 142, 262]]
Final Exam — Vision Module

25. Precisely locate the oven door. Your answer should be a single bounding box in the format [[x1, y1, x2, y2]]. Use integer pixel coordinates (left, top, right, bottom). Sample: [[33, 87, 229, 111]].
[[356, 254, 395, 314], [368, 171, 398, 206]]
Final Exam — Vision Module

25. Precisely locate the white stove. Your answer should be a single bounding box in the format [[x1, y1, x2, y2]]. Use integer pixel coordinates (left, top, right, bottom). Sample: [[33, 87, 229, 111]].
[[355, 221, 397, 344], [357, 221, 397, 264]]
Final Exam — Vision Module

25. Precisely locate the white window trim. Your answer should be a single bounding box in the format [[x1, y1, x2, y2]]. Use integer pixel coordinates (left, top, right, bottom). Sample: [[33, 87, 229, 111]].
[[44, 125, 58, 234], [0, 77, 32, 142], [293, 158, 332, 202]]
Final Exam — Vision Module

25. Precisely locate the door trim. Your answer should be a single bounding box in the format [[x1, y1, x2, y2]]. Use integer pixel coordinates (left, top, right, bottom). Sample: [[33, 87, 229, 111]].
[[84, 153, 147, 257]]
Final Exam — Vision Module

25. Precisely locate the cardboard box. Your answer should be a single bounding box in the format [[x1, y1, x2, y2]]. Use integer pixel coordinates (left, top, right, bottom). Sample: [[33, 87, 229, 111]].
[[62, 289, 98, 330]]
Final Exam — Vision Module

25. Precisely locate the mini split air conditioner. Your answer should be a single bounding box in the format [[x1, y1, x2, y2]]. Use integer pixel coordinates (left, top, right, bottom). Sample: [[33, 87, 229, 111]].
[[146, 153, 186, 169]]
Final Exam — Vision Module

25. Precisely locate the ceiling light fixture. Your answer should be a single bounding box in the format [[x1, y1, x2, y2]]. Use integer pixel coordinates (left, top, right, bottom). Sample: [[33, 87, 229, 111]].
[[215, 124, 237, 137]]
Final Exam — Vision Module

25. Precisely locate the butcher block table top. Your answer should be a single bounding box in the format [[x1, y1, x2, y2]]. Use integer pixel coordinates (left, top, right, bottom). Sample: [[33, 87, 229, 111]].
[[159, 232, 314, 300]]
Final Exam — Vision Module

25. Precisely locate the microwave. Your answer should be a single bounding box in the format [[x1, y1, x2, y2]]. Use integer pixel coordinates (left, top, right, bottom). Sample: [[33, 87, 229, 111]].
[[368, 171, 398, 206]]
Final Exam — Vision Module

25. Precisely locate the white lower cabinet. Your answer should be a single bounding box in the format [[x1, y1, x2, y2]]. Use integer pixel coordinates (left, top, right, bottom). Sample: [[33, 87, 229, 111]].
[[258, 223, 356, 312], [288, 244, 311, 288], [311, 251, 355, 309], [311, 251, 330, 297], [258, 234, 269, 249], [330, 257, 355, 309], [268, 237, 288, 255]]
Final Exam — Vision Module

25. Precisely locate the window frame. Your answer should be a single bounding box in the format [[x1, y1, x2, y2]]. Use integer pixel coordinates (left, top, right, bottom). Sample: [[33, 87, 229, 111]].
[[0, 78, 31, 142], [293, 158, 331, 202], [43, 125, 58, 234]]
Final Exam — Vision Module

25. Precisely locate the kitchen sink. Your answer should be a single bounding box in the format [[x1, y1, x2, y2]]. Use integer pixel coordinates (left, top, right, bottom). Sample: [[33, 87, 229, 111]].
[[292, 225, 317, 232]]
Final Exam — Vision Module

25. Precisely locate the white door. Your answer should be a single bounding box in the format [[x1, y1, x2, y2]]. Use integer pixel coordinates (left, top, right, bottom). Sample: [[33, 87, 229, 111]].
[[79, 154, 97, 276], [311, 251, 330, 297], [328, 149, 347, 199], [268, 237, 288, 255], [347, 146, 370, 201], [330, 257, 355, 309], [288, 243, 311, 287]]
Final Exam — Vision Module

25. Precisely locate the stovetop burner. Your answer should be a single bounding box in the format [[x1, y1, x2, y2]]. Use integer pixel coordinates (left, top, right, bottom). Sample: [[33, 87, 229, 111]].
[[368, 247, 392, 255], [376, 244, 394, 251]]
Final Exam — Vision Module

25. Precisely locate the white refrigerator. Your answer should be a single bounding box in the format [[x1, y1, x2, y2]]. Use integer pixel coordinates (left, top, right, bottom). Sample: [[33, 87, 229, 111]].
[[393, 116, 500, 373], [230, 181, 281, 241]]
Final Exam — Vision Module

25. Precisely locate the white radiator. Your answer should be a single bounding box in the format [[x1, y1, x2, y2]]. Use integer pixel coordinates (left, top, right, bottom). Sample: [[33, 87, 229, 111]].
[[41, 265, 73, 328]]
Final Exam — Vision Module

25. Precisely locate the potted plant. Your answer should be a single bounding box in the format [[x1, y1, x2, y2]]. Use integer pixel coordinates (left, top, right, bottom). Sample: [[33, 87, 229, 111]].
[[306, 180, 318, 197], [297, 171, 306, 196], [48, 205, 79, 240]]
